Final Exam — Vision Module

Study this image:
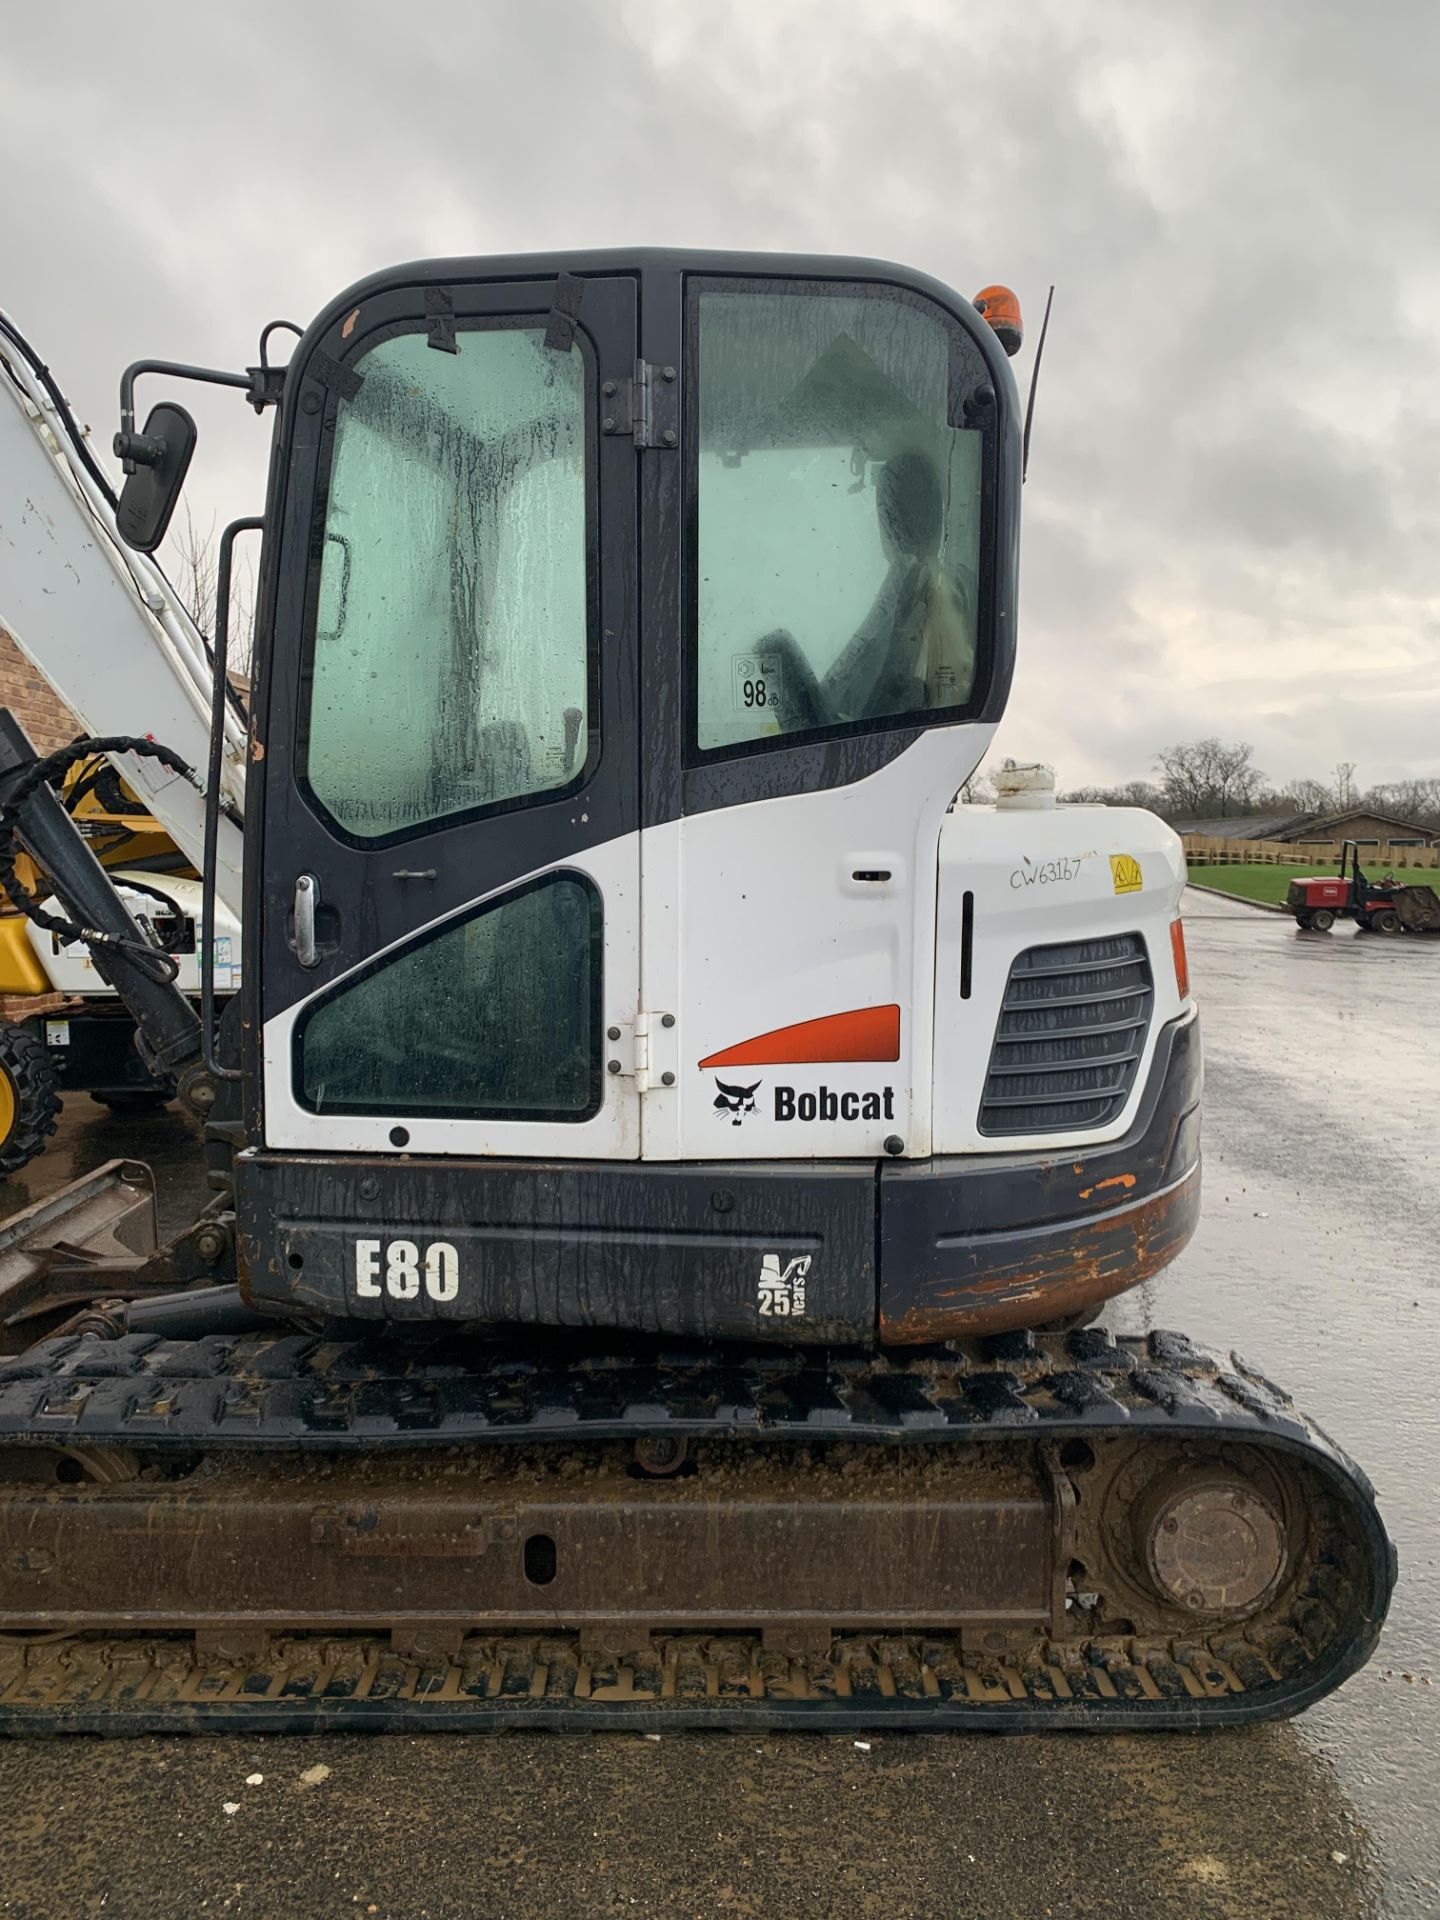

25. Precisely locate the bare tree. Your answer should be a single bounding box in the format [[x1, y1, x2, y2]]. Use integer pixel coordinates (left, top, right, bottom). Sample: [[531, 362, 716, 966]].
[[167, 505, 255, 685], [1286, 776, 1335, 814], [1365, 777, 1440, 829], [1153, 738, 1265, 819], [1060, 779, 1165, 810], [170, 505, 219, 633], [1060, 759, 1439, 831], [1118, 778, 1166, 809]]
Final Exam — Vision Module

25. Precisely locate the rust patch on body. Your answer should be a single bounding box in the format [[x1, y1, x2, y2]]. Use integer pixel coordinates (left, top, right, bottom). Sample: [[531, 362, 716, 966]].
[[880, 1169, 1201, 1345], [342, 307, 360, 339], [1077, 1172, 1137, 1200]]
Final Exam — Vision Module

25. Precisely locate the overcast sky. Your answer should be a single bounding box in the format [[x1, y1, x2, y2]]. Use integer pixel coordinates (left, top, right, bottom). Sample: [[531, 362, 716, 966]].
[[4, 0, 1436, 792]]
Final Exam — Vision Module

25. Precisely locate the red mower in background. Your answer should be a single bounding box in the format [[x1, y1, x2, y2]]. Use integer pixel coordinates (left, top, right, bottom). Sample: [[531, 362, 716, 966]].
[[1289, 840, 1440, 935]]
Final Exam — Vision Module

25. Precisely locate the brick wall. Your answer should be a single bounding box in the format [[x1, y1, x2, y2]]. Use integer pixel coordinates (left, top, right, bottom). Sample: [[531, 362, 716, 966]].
[[0, 626, 81, 754]]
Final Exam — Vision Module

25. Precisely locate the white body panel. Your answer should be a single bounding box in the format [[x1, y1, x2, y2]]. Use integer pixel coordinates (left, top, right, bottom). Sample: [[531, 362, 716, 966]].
[[932, 803, 1190, 1152], [259, 745, 1191, 1168], [658, 727, 995, 1161], [0, 319, 246, 918], [261, 835, 642, 1159], [28, 871, 243, 998]]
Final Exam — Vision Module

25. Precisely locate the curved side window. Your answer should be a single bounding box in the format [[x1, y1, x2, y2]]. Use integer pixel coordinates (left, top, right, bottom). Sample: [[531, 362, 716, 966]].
[[296, 873, 602, 1120], [690, 281, 988, 757], [303, 324, 591, 842]]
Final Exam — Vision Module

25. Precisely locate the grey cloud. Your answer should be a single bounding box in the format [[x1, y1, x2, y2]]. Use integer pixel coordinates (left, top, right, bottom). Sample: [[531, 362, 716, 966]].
[[0, 0, 1434, 791], [1181, 407, 1394, 556]]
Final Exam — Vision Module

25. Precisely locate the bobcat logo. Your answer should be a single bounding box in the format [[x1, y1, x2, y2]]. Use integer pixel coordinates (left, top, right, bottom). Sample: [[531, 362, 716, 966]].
[[713, 1077, 761, 1125]]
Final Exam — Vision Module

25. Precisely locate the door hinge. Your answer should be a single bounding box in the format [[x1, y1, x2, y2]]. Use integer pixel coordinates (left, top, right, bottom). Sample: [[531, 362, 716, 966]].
[[601, 360, 678, 450], [632, 1011, 678, 1094]]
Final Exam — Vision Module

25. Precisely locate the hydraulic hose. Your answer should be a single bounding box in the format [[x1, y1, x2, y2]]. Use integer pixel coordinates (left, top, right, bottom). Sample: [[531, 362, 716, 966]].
[[0, 734, 214, 985]]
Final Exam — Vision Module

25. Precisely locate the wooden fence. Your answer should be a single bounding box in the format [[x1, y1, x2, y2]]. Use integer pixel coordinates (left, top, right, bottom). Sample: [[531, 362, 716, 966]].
[[1182, 834, 1440, 870]]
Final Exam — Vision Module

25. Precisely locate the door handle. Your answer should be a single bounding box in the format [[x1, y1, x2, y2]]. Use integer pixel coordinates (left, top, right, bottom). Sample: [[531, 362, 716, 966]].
[[294, 873, 321, 968], [843, 853, 907, 895]]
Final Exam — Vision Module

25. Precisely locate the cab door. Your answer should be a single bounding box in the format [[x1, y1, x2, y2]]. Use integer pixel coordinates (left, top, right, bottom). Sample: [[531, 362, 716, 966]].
[[639, 266, 1010, 1165], [255, 272, 641, 1160]]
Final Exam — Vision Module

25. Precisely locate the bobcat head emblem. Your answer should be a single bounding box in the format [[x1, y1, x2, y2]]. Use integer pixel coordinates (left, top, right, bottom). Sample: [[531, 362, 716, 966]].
[[713, 1078, 761, 1125]]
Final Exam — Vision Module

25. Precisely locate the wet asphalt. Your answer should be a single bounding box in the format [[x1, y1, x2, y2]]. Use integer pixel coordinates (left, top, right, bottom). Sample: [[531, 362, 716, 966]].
[[0, 889, 1433, 1919]]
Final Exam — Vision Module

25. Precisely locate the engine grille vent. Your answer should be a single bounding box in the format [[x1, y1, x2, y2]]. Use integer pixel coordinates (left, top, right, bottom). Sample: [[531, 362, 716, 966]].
[[978, 933, 1153, 1136]]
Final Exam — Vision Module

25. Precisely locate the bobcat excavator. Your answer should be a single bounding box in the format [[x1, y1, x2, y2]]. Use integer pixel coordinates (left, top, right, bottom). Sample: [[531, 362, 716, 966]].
[[0, 252, 1392, 1731]]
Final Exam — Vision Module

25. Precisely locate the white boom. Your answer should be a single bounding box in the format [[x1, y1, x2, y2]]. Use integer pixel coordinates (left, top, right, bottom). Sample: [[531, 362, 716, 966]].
[[0, 313, 245, 918]]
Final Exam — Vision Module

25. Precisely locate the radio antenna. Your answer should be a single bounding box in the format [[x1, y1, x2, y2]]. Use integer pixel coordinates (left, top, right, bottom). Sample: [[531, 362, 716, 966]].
[[1021, 285, 1055, 483]]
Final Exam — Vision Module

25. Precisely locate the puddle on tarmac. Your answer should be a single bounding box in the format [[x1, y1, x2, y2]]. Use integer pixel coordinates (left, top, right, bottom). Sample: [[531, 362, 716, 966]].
[[1106, 894, 1440, 1915]]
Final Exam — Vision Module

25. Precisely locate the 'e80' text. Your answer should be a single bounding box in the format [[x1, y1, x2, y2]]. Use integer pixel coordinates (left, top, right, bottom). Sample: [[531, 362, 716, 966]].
[[353, 1238, 460, 1302]]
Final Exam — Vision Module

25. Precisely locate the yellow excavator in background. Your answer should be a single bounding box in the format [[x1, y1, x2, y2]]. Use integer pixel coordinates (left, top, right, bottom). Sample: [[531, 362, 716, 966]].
[[0, 303, 247, 1175], [0, 751, 242, 1171]]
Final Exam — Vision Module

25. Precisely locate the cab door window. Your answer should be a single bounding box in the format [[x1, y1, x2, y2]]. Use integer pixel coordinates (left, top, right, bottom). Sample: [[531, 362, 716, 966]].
[[304, 323, 592, 842], [690, 283, 985, 755], [297, 873, 602, 1120]]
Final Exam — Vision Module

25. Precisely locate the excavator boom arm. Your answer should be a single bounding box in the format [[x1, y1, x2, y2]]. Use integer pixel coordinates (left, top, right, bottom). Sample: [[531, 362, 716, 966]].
[[0, 312, 245, 918]]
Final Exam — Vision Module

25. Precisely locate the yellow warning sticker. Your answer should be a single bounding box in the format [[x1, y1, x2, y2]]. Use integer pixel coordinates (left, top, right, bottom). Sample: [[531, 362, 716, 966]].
[[1110, 853, 1143, 894]]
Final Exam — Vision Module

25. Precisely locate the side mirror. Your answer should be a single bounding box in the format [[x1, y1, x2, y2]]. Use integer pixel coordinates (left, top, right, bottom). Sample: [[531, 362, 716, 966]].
[[114, 402, 198, 553]]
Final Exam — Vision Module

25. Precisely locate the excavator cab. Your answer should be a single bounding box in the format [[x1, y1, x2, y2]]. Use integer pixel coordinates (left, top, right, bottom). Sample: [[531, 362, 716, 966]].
[[252, 259, 1007, 1134], [198, 251, 1189, 1342]]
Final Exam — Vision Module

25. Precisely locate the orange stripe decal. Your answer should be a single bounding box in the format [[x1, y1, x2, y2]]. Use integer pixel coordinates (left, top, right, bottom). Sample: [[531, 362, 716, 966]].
[[699, 1005, 901, 1069]]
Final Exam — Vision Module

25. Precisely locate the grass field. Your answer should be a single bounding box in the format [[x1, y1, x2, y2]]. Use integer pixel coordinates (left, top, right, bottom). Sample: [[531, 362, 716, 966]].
[[1185, 862, 1337, 905]]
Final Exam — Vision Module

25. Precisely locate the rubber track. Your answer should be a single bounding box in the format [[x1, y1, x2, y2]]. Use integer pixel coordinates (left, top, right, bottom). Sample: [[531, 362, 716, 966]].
[[0, 1325, 1395, 1732], [0, 1623, 1376, 1734], [0, 1324, 1388, 1454]]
